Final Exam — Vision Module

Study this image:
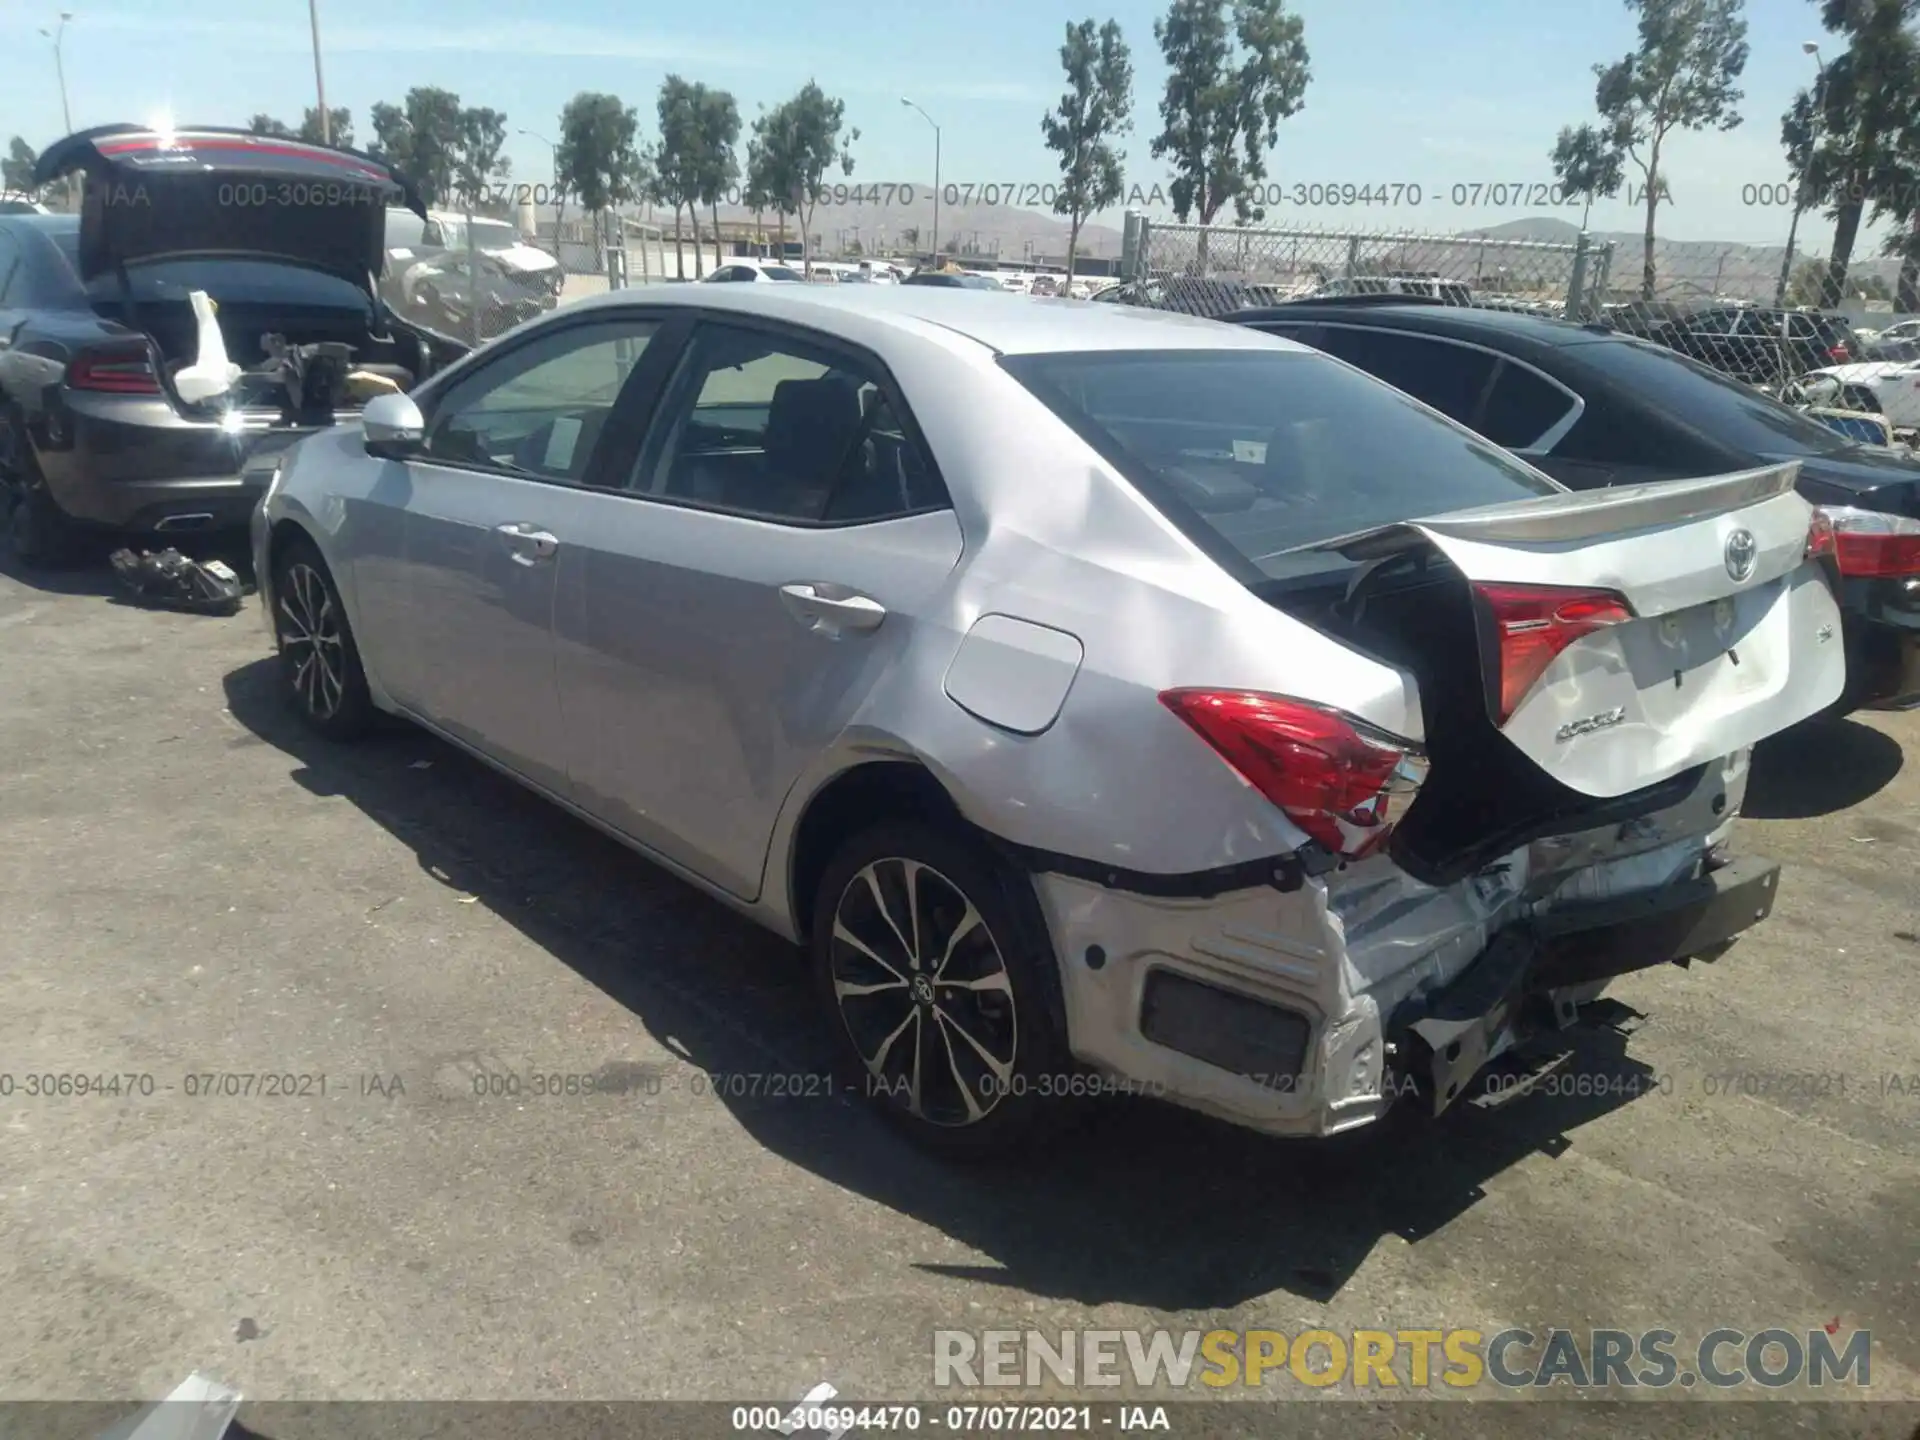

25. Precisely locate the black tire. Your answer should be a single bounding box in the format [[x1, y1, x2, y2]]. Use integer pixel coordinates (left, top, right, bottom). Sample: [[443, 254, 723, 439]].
[[0, 415, 77, 569], [269, 536, 374, 740], [811, 819, 1073, 1158]]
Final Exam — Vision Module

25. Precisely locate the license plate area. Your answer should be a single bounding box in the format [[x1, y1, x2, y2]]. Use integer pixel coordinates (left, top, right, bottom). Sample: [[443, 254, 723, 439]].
[[1617, 579, 1782, 703]]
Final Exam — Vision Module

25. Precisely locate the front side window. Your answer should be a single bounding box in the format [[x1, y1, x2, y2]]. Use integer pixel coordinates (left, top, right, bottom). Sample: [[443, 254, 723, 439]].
[[629, 322, 945, 523], [423, 320, 658, 481], [1003, 348, 1560, 579], [1307, 327, 1497, 427]]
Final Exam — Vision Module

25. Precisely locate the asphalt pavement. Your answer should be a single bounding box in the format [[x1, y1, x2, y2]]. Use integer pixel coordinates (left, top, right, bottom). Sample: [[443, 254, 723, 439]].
[[0, 545, 1915, 1439]]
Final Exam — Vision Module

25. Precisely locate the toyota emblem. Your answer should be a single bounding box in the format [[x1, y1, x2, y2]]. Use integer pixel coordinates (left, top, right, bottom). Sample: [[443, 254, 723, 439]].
[[1724, 528, 1757, 583]]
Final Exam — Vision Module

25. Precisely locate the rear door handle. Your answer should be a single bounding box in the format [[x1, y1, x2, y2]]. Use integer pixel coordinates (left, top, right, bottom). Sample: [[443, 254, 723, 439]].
[[779, 582, 887, 634], [495, 522, 559, 565]]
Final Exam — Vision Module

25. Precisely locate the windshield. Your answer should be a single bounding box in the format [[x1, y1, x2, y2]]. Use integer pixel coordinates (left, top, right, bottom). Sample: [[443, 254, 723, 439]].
[[450, 220, 521, 250], [763, 265, 803, 281], [1003, 348, 1560, 579], [83, 258, 372, 311], [1566, 335, 1858, 457]]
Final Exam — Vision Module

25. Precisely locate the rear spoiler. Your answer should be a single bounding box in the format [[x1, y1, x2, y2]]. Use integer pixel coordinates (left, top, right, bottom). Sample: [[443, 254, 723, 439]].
[[1316, 463, 1804, 560]]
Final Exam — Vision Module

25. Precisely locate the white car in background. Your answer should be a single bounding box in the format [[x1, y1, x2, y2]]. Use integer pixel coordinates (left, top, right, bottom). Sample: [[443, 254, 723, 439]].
[[702, 258, 806, 283], [386, 208, 564, 300], [1796, 359, 1920, 431]]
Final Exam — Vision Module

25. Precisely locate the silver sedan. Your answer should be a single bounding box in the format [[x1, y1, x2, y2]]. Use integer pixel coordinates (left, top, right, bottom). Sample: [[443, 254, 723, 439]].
[[254, 284, 1844, 1154]]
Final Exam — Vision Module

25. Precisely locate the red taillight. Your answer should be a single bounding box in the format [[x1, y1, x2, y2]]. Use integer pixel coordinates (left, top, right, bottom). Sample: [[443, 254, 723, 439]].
[[1159, 690, 1426, 858], [1821, 505, 1920, 578], [1826, 344, 1851, 362], [1473, 582, 1634, 724], [68, 345, 161, 394], [1806, 507, 1837, 562]]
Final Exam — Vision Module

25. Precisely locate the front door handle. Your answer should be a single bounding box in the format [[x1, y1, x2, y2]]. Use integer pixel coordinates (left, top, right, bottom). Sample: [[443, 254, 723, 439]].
[[495, 522, 559, 565], [779, 582, 887, 634]]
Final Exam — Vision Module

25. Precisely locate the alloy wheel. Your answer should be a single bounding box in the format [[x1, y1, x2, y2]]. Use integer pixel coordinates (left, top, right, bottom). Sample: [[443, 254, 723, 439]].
[[279, 562, 347, 720], [828, 858, 1018, 1127]]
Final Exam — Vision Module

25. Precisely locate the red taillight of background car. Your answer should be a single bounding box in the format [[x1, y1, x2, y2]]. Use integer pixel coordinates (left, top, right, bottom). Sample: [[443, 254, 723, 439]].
[[1818, 505, 1920, 578], [1158, 690, 1427, 858], [1472, 582, 1635, 724], [67, 344, 162, 394], [1826, 344, 1851, 362]]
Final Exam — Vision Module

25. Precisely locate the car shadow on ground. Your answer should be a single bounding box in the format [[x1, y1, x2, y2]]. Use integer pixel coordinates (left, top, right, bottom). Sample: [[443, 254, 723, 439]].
[[224, 655, 1670, 1311], [1744, 714, 1905, 820]]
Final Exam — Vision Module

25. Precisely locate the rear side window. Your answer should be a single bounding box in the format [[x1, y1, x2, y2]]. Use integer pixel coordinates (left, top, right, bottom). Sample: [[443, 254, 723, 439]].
[[1002, 348, 1560, 579]]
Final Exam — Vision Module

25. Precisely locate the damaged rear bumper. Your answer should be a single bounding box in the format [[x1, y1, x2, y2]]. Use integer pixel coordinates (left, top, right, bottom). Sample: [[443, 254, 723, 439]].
[[1390, 855, 1780, 1114], [1030, 840, 1778, 1141]]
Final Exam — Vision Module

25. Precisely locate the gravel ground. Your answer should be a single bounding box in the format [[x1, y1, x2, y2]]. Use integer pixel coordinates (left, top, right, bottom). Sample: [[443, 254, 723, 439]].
[[0, 545, 1915, 1440]]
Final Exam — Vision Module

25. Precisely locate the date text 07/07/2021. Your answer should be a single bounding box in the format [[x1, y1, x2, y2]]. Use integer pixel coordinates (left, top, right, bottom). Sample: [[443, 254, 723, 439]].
[[446, 179, 1678, 214]]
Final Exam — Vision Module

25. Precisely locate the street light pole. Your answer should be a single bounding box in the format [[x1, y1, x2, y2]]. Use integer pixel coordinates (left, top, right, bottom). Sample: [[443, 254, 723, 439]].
[[307, 0, 330, 143], [1776, 41, 1825, 307], [901, 97, 940, 264], [40, 13, 74, 134], [519, 128, 563, 237]]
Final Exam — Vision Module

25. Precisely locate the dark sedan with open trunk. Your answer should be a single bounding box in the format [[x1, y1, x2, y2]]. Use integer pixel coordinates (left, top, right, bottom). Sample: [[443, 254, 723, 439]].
[[0, 125, 467, 565]]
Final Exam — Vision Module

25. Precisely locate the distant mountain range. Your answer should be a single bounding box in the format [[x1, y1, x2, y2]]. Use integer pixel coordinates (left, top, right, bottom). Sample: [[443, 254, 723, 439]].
[[652, 188, 1126, 263]]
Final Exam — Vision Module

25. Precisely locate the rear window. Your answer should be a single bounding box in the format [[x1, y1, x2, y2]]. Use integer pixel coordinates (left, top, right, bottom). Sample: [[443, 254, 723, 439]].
[[85, 259, 371, 312], [1564, 336, 1854, 458], [1001, 348, 1560, 579]]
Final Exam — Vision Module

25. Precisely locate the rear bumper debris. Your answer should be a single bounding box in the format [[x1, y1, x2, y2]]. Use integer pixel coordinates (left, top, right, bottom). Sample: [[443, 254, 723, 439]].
[[1390, 855, 1780, 1115]]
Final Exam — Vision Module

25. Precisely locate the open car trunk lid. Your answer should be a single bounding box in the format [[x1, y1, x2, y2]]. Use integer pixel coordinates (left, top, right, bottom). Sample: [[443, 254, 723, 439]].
[[32, 124, 423, 297], [1325, 462, 1844, 801]]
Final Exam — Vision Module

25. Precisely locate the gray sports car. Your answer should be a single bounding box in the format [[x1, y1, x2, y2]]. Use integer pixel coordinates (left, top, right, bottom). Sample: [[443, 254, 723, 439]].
[[254, 284, 1843, 1154]]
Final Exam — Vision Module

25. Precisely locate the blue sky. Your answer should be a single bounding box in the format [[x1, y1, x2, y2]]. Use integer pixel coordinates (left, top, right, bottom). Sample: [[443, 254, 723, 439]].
[[0, 0, 1880, 247]]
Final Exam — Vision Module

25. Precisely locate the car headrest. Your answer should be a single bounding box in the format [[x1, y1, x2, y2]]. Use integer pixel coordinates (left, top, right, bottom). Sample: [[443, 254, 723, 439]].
[[764, 376, 863, 483]]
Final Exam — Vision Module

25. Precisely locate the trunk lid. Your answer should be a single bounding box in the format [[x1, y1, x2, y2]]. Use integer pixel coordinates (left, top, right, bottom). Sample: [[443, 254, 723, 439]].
[[32, 124, 424, 296], [1323, 463, 1845, 798]]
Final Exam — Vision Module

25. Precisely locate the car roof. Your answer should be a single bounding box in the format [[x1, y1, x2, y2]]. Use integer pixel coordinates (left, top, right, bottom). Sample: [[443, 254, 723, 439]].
[[1236, 299, 1618, 355], [564, 282, 1300, 355]]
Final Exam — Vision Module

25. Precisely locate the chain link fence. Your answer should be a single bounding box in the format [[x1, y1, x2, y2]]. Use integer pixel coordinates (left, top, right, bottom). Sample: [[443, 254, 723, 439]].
[[1122, 217, 1918, 428], [1127, 217, 1613, 320]]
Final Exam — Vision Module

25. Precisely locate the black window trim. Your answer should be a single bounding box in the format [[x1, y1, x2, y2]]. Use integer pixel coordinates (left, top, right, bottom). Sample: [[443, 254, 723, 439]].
[[410, 308, 682, 490], [583, 308, 956, 530], [1287, 320, 1588, 456]]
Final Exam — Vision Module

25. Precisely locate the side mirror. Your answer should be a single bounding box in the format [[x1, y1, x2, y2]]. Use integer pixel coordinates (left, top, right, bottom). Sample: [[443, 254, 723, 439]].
[[362, 392, 425, 458]]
